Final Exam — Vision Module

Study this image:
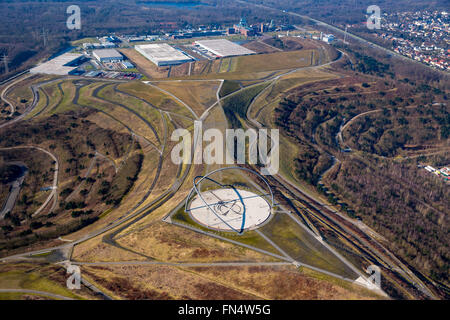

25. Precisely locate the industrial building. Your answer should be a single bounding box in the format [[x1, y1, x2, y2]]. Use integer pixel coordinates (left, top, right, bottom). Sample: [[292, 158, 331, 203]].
[[168, 30, 225, 40], [322, 34, 335, 43], [121, 61, 134, 69], [234, 18, 256, 37], [30, 53, 85, 75], [135, 43, 193, 67], [194, 39, 255, 58], [93, 49, 123, 63], [84, 42, 116, 50]]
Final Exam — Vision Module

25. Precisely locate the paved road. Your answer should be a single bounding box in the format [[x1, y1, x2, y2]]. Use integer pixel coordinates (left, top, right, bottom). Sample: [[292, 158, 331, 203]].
[[0, 289, 73, 300], [169, 220, 289, 262], [1, 74, 32, 116], [271, 159, 436, 299], [0, 69, 368, 300], [337, 105, 421, 151], [0, 162, 28, 219], [94, 83, 163, 147], [0, 146, 59, 218], [0, 77, 65, 130], [199, 79, 224, 121], [88, 47, 374, 293]]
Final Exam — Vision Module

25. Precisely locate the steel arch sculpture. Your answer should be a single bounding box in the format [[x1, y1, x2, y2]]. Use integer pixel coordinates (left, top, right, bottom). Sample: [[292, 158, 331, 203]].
[[185, 167, 274, 234]]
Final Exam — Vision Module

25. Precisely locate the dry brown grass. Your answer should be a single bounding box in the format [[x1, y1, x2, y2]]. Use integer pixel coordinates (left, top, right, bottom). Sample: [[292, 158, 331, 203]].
[[231, 50, 315, 74], [64, 148, 160, 242], [115, 221, 278, 263], [78, 263, 383, 300], [80, 264, 257, 300], [153, 80, 221, 117], [243, 41, 280, 54], [77, 82, 160, 146], [116, 81, 193, 118], [71, 236, 147, 262], [188, 265, 383, 300]]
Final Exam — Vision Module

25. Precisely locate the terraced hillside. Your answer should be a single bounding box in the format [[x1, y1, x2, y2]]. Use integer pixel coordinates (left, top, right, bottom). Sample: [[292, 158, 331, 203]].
[[0, 35, 446, 301]]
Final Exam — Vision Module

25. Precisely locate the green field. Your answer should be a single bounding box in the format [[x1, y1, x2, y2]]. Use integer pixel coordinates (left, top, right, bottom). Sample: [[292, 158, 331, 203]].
[[222, 83, 270, 128], [0, 264, 85, 300], [219, 80, 241, 98], [259, 213, 358, 279]]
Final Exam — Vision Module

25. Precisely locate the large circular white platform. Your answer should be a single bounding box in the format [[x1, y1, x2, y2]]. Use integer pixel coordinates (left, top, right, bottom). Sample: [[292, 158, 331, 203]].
[[188, 188, 271, 232]]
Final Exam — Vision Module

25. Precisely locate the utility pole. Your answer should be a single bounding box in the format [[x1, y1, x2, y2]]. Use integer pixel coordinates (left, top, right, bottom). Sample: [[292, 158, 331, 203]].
[[41, 28, 48, 47], [1, 55, 9, 74], [344, 25, 348, 44]]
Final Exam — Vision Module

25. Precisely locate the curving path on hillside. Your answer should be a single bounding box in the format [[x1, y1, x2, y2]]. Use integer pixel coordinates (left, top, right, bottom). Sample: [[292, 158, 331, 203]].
[[0, 146, 59, 218], [0, 289, 73, 300], [0, 162, 28, 220], [0, 44, 411, 300], [1, 74, 33, 116]]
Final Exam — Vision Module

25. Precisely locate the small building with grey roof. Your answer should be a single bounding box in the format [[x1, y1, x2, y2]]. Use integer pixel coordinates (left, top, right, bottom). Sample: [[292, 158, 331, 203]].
[[93, 49, 123, 63]]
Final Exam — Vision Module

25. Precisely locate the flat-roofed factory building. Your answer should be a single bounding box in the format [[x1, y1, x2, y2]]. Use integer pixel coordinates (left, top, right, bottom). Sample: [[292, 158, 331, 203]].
[[135, 43, 194, 67], [30, 53, 85, 75], [93, 49, 123, 63], [194, 39, 255, 58]]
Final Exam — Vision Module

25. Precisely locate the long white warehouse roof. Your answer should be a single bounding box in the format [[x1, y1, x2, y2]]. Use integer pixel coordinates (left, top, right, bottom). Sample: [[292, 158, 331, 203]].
[[30, 53, 83, 75], [195, 39, 255, 57], [135, 43, 193, 66], [93, 48, 123, 60]]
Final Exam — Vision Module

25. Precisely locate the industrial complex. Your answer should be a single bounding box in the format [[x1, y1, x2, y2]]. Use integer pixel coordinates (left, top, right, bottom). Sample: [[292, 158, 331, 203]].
[[135, 43, 194, 66], [194, 39, 256, 58], [27, 17, 321, 79], [93, 49, 124, 63]]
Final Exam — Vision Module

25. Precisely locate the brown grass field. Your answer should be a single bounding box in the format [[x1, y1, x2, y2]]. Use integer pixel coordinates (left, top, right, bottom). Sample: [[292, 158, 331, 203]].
[[77, 264, 383, 300], [115, 221, 278, 263], [119, 45, 319, 82], [152, 80, 221, 117], [231, 50, 316, 74]]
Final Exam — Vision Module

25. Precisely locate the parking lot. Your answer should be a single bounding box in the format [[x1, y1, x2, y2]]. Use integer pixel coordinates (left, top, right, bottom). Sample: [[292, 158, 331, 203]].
[[83, 70, 142, 80]]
